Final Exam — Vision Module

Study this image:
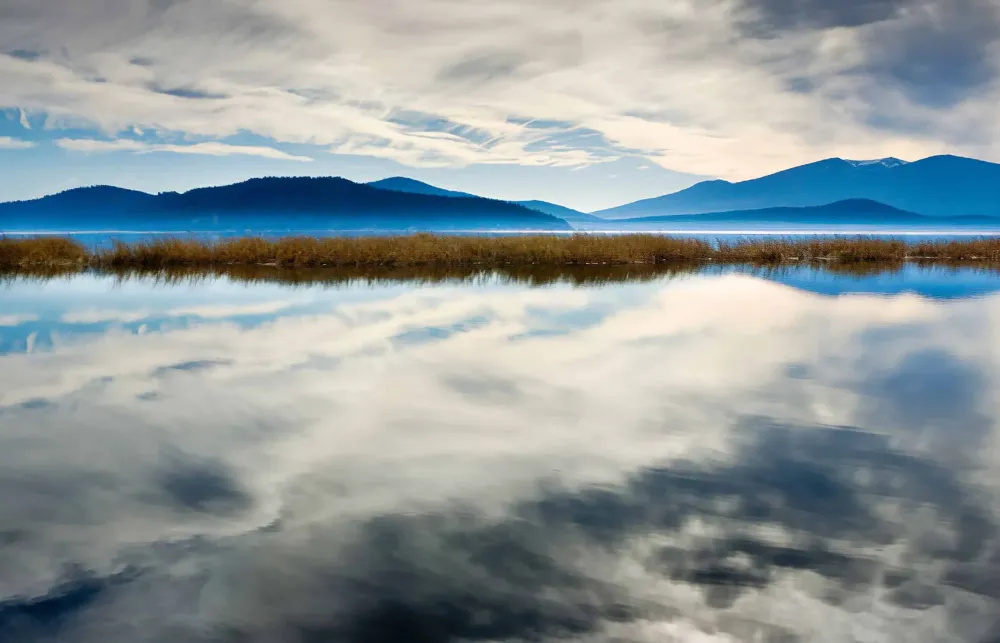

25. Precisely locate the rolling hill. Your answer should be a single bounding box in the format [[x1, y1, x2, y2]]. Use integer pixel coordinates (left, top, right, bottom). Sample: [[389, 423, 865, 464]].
[[0, 177, 573, 232], [595, 155, 1000, 218]]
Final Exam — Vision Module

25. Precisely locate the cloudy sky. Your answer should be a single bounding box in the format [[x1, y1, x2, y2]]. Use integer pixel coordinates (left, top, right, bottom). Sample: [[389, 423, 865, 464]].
[[1, 0, 999, 210]]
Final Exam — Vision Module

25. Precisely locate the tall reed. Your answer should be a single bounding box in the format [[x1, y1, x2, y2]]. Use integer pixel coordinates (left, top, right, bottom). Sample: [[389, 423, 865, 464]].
[[4, 234, 1000, 272], [0, 236, 88, 269]]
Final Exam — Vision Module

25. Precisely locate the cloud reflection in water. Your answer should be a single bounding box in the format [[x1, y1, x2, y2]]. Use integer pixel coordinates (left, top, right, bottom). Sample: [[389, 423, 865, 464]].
[[0, 272, 998, 642]]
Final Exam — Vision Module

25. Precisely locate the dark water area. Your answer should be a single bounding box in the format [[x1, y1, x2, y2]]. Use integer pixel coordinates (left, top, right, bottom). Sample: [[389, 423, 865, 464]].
[[2, 265, 1000, 642]]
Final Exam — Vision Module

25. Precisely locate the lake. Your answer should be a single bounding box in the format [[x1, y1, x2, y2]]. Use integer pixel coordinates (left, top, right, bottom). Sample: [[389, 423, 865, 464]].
[[6, 227, 1000, 252], [2, 265, 999, 642]]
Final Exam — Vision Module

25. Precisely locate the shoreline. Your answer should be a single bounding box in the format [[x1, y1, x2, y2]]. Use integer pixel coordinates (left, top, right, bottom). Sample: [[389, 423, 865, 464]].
[[5, 228, 1000, 237]]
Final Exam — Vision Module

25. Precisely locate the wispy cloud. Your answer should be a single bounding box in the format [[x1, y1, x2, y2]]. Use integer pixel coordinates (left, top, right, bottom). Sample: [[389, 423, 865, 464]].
[[0, 0, 998, 178], [59, 300, 303, 324], [55, 138, 313, 162], [0, 136, 35, 150]]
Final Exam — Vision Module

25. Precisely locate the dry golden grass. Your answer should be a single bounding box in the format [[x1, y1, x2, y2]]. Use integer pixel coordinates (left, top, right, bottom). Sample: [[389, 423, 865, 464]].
[[5, 234, 1000, 274], [906, 237, 1000, 261], [96, 263, 700, 289], [715, 237, 909, 263], [0, 236, 88, 269], [91, 233, 716, 268]]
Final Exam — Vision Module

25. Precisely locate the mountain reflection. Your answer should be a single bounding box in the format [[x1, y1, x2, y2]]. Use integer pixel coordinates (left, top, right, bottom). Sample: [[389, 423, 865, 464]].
[[0, 271, 999, 642]]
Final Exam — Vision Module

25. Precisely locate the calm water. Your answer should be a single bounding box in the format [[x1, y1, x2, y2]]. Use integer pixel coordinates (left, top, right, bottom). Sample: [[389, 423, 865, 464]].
[[6, 227, 1000, 250], [2, 265, 1000, 642]]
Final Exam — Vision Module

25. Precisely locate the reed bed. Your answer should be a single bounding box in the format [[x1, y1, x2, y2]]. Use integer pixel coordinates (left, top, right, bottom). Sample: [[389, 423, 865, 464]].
[[0, 236, 88, 269], [6, 234, 1000, 272], [93, 263, 701, 289], [91, 234, 716, 268]]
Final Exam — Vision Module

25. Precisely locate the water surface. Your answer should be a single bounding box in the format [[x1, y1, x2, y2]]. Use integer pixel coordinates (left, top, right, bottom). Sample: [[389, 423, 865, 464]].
[[2, 266, 999, 642], [6, 227, 1000, 251]]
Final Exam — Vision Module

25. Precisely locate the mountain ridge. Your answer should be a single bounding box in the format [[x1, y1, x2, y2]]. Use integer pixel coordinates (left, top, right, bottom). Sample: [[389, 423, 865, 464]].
[[367, 177, 477, 199], [6, 153, 1000, 232], [595, 155, 1000, 218], [365, 177, 603, 223], [587, 198, 1000, 229], [0, 177, 572, 231]]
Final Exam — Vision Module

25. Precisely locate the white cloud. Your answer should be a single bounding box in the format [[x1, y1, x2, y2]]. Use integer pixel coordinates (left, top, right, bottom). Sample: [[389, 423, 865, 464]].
[[54, 137, 312, 162], [0, 135, 35, 150], [18, 108, 31, 129], [0, 313, 38, 326], [59, 299, 303, 324], [1, 0, 996, 180]]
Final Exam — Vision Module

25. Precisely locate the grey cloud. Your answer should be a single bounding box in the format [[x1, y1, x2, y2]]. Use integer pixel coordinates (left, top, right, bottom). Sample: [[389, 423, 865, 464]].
[[153, 359, 233, 375], [128, 56, 154, 67], [12, 398, 55, 410], [5, 49, 42, 62], [854, 346, 995, 465], [157, 458, 252, 515], [149, 84, 228, 100], [147, 0, 185, 15], [784, 76, 816, 94], [737, 0, 908, 32], [736, 0, 1000, 113], [863, 348, 986, 431], [860, 0, 1000, 107], [149, 85, 229, 100], [0, 574, 124, 642], [443, 372, 524, 403], [436, 50, 527, 84]]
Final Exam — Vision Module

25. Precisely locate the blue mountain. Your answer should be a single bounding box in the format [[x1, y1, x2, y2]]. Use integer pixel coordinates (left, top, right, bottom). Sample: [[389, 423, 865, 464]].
[[367, 177, 476, 199], [595, 155, 1000, 218], [595, 199, 1000, 229], [0, 177, 572, 232], [513, 200, 604, 224], [367, 177, 604, 224]]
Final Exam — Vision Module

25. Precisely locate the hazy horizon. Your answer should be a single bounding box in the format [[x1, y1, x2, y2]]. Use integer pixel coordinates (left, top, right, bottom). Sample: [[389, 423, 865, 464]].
[[2, 152, 990, 214]]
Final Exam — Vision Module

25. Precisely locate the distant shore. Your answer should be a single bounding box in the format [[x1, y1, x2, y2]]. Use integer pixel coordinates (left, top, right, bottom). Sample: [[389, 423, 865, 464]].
[[5, 234, 1000, 273]]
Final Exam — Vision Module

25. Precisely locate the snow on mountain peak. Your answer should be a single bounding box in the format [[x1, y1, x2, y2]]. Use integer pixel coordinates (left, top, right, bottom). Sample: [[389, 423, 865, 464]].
[[843, 157, 908, 169]]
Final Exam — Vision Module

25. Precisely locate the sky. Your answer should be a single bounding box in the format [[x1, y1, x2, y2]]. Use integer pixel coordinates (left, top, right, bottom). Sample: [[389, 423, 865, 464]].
[[1, 0, 999, 211]]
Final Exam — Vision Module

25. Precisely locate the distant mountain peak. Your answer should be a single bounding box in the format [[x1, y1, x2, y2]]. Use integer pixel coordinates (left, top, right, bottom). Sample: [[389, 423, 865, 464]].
[[367, 177, 475, 199], [366, 176, 601, 224], [371, 176, 434, 189], [816, 198, 905, 211], [55, 184, 149, 196], [595, 154, 1000, 219], [842, 157, 908, 169]]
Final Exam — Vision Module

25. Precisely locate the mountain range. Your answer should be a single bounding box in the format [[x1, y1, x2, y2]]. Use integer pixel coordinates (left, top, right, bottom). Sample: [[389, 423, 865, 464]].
[[594, 155, 1000, 219], [600, 199, 1000, 230], [367, 177, 603, 224], [3, 154, 1000, 232], [0, 177, 571, 232]]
